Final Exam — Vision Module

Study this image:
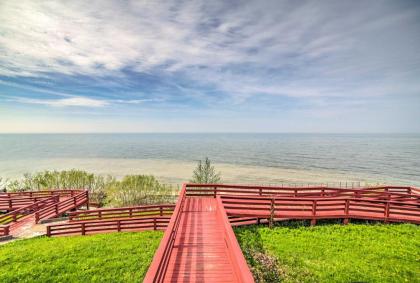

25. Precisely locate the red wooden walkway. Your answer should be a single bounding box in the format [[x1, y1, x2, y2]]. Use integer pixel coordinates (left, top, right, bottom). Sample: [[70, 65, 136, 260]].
[[144, 185, 254, 283]]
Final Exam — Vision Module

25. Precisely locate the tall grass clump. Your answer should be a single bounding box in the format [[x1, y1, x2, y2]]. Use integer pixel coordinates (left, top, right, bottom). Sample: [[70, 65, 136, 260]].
[[190, 157, 221, 184], [107, 175, 176, 206], [5, 170, 110, 206], [3, 170, 176, 207]]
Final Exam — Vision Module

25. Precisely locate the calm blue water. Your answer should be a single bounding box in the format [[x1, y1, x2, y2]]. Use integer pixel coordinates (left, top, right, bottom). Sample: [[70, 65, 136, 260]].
[[0, 133, 419, 185]]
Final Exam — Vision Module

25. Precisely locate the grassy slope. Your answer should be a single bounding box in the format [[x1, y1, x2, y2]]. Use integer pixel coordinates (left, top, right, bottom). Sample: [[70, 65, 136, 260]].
[[0, 231, 162, 283], [235, 223, 420, 283]]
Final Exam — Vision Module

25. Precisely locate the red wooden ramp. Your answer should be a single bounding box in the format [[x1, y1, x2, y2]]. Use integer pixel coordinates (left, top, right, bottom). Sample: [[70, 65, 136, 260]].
[[144, 185, 254, 283]]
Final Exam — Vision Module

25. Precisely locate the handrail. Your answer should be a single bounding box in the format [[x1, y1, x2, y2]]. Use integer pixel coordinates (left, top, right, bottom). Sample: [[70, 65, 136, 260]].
[[0, 190, 84, 198], [185, 184, 420, 201], [216, 196, 255, 282], [35, 191, 89, 223], [0, 195, 59, 224], [221, 194, 420, 225], [143, 184, 187, 283]]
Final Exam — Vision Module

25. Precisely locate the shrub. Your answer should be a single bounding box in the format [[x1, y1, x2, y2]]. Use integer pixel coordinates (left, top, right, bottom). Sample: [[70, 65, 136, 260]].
[[190, 157, 221, 184], [106, 175, 176, 206]]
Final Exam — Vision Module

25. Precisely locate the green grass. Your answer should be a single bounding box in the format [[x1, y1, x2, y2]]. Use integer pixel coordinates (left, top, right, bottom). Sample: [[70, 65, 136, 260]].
[[0, 231, 162, 283], [235, 223, 420, 283]]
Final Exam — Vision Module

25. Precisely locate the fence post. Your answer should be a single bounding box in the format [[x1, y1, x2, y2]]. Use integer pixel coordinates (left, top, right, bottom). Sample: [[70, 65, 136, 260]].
[[269, 198, 275, 228], [154, 218, 157, 230], [384, 201, 390, 222], [47, 225, 51, 237], [8, 199, 12, 210], [311, 200, 317, 226], [35, 212, 39, 223], [213, 187, 217, 198], [159, 207, 163, 216], [343, 199, 350, 225], [81, 223, 86, 235], [117, 220, 121, 232], [259, 188, 262, 196], [55, 204, 59, 216], [98, 211, 102, 220]]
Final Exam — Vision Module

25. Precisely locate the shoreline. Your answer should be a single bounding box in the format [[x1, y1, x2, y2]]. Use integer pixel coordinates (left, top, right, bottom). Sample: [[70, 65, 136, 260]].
[[1, 158, 418, 187]]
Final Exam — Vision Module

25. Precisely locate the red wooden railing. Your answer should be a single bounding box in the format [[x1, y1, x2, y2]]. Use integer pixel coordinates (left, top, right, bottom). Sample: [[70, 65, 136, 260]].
[[184, 183, 419, 198], [143, 184, 187, 283], [220, 194, 420, 225], [0, 196, 60, 236], [0, 196, 59, 224], [46, 216, 170, 236], [215, 196, 255, 282], [68, 204, 175, 222], [34, 191, 89, 223]]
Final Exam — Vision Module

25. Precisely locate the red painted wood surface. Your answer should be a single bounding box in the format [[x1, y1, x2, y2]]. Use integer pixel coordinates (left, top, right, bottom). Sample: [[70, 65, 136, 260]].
[[144, 185, 254, 283]]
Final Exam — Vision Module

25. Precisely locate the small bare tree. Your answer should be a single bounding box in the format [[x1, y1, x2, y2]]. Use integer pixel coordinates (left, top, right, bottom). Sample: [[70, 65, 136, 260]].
[[190, 157, 221, 184]]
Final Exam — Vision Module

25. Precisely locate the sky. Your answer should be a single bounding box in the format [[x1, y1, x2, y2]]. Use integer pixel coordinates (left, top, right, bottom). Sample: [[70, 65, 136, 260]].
[[0, 0, 420, 133]]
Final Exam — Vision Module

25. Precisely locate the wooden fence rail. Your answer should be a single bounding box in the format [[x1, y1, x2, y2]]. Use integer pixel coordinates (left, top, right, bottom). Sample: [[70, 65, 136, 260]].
[[221, 195, 420, 225], [35, 191, 89, 223], [46, 216, 170, 236], [0, 190, 83, 198], [184, 183, 419, 199], [0, 196, 59, 224], [144, 185, 187, 283], [68, 204, 175, 222]]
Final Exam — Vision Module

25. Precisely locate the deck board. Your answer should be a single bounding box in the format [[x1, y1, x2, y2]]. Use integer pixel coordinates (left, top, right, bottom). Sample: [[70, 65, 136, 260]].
[[163, 198, 239, 283]]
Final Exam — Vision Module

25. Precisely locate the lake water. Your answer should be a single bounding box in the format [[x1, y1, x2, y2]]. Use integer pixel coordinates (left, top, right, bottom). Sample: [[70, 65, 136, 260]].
[[0, 133, 419, 186]]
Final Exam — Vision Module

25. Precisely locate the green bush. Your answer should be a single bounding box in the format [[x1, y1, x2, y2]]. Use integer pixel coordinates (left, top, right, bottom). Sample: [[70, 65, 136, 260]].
[[3, 170, 176, 207], [107, 175, 176, 206], [190, 157, 221, 184]]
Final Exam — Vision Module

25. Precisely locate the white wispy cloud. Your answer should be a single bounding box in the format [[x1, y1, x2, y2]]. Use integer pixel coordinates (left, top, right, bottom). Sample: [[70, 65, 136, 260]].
[[13, 96, 109, 107], [0, 0, 419, 102]]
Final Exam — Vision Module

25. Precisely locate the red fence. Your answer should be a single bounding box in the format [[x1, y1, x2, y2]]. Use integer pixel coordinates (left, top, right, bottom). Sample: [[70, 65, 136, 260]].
[[144, 184, 187, 283], [221, 194, 420, 225], [184, 183, 419, 198], [46, 216, 170, 236], [35, 191, 88, 223], [68, 204, 175, 222], [0, 196, 52, 211], [0, 196, 59, 224]]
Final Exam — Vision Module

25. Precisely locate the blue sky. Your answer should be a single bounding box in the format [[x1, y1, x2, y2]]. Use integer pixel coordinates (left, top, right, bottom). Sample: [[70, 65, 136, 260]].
[[0, 0, 420, 133]]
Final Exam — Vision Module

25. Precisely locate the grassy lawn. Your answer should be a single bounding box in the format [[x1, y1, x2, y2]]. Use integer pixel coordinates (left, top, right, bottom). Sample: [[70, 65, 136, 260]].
[[0, 231, 162, 283], [235, 223, 420, 283]]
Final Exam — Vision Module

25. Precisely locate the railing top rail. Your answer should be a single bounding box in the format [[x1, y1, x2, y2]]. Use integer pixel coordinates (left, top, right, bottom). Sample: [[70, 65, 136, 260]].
[[0, 195, 59, 221], [216, 196, 255, 282], [36, 190, 88, 217], [144, 184, 187, 283], [0, 189, 84, 195]]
